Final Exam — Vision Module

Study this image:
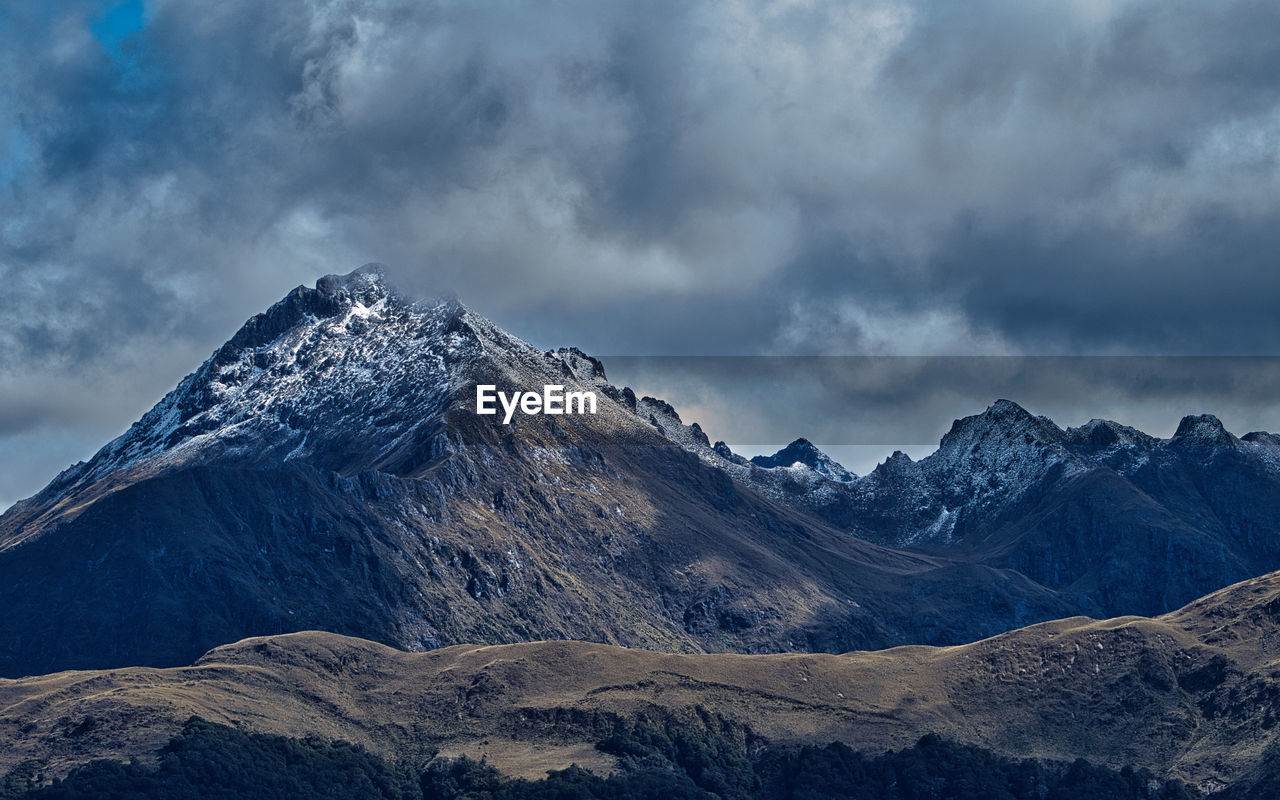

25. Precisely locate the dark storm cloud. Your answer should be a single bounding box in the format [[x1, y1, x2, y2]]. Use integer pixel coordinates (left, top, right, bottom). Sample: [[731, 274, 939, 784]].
[[4, 0, 1280, 504]]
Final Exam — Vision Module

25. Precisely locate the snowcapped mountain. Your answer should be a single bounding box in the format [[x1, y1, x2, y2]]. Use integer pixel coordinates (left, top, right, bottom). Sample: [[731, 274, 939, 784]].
[[749, 439, 855, 482], [3, 265, 680, 549], [2, 265, 1278, 679], [749, 398, 1280, 618], [9, 266, 606, 532], [0, 266, 1084, 677]]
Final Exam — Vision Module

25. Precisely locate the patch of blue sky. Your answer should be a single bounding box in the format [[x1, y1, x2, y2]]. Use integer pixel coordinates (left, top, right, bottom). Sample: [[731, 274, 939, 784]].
[[0, 129, 33, 192], [0, 2, 153, 192], [92, 0, 156, 94], [91, 0, 147, 60]]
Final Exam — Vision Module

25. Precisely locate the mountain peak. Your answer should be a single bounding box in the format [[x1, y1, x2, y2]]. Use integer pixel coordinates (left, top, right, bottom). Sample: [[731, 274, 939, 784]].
[[870, 449, 916, 478], [751, 439, 854, 481], [1064, 418, 1158, 451], [990, 398, 1026, 413], [315, 262, 391, 300], [965, 399, 1037, 429], [1171, 414, 1238, 446], [750, 438, 817, 468], [212, 265, 427, 366], [1242, 431, 1280, 446], [939, 399, 1065, 451], [37, 267, 494, 498]]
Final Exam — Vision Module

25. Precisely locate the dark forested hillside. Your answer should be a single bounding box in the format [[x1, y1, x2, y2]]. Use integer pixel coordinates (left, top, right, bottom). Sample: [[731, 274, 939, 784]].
[[0, 718, 1200, 800]]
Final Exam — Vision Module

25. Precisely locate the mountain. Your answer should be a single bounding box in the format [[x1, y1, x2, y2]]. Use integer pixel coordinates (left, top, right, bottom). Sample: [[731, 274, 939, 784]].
[[749, 439, 854, 482], [746, 398, 1280, 619], [6, 264, 1280, 794], [0, 266, 1076, 677], [3, 265, 1278, 680], [8, 566, 1280, 792]]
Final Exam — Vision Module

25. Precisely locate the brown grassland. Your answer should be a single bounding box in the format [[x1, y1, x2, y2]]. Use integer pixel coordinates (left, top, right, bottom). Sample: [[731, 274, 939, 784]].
[[5, 568, 1280, 791]]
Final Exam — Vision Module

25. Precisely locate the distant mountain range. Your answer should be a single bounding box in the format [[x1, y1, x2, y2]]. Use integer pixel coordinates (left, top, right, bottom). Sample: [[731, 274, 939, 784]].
[[1, 265, 1278, 682], [738, 399, 1280, 620]]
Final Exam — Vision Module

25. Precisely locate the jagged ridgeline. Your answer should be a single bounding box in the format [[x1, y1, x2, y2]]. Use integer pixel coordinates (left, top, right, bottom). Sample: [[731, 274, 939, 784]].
[[2, 265, 1280, 677]]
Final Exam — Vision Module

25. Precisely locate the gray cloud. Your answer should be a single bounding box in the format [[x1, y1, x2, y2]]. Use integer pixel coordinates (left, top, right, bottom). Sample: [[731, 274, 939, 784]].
[[4, 0, 1280, 504], [606, 355, 1280, 474]]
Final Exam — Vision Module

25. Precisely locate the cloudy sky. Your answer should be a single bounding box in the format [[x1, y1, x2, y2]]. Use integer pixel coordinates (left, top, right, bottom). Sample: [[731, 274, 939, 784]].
[[3, 0, 1280, 506]]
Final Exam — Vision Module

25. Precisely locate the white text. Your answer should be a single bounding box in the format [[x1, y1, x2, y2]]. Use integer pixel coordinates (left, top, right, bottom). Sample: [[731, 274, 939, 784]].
[[475, 384, 597, 424]]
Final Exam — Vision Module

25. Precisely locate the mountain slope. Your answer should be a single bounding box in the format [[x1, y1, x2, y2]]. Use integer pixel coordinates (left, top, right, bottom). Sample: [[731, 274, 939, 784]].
[[0, 267, 1076, 677], [7, 567, 1280, 791]]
